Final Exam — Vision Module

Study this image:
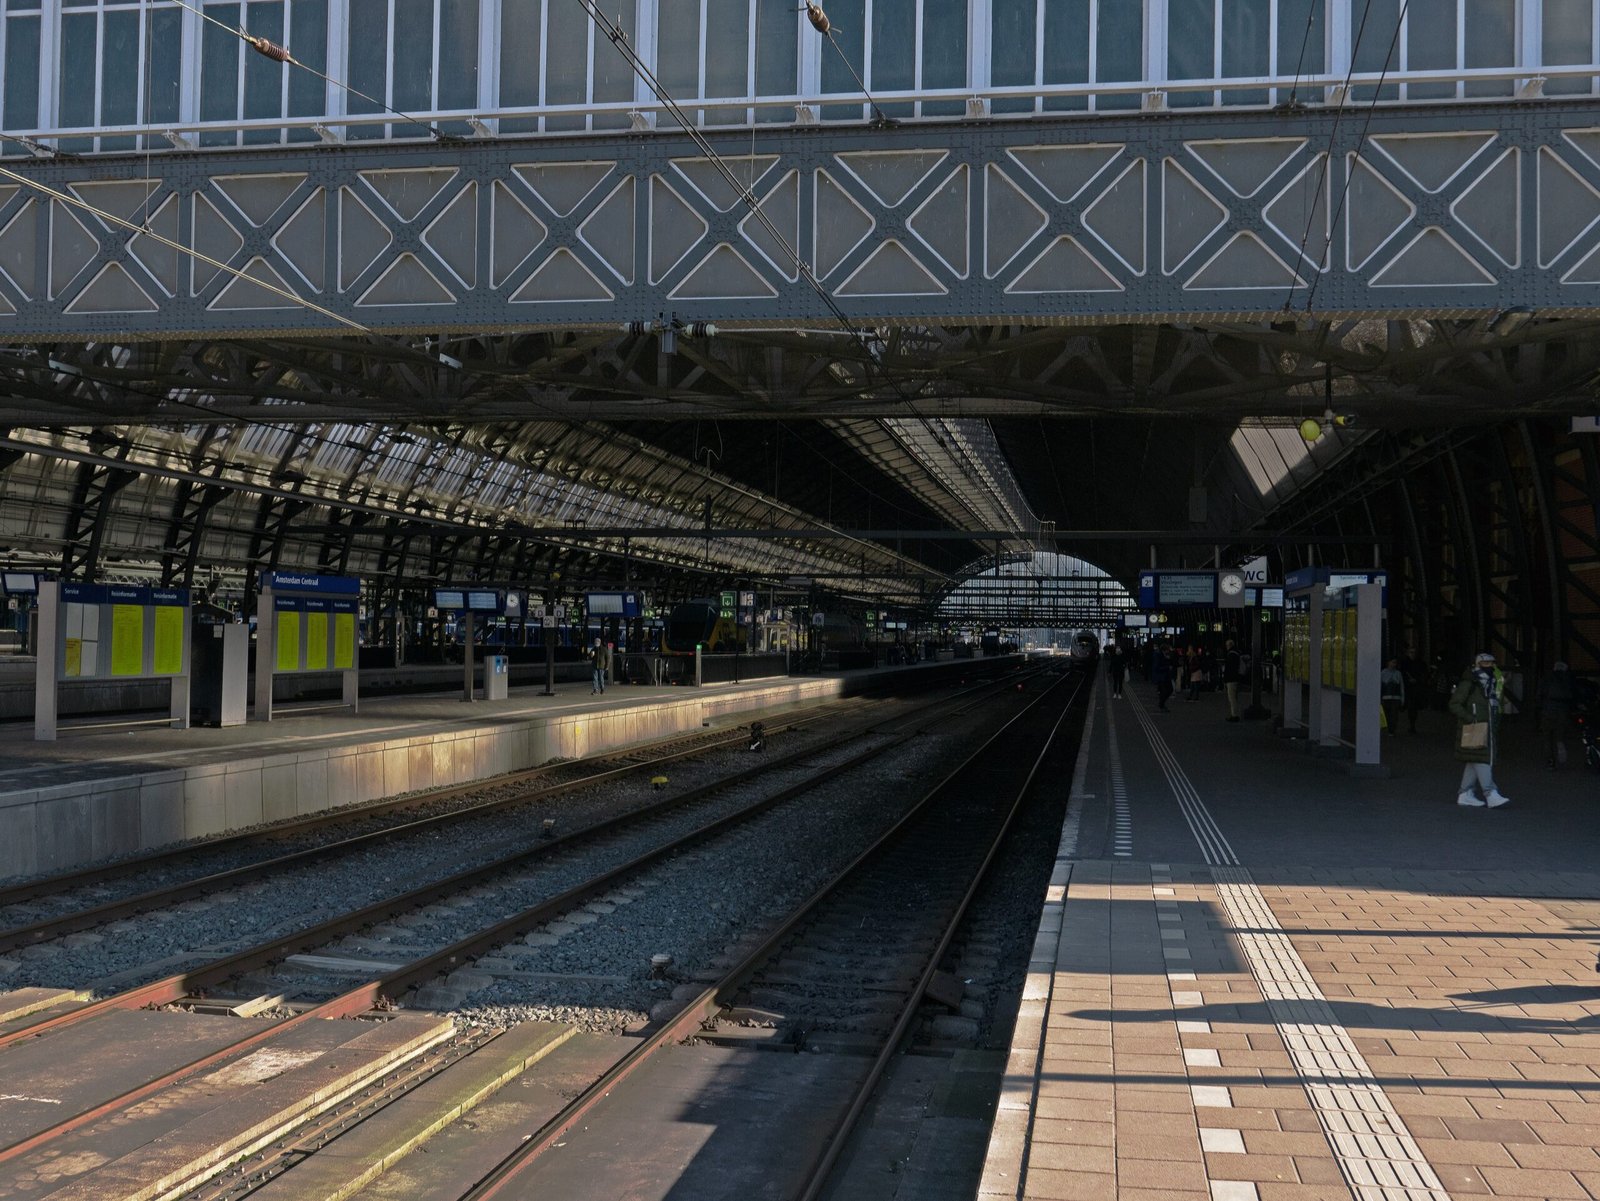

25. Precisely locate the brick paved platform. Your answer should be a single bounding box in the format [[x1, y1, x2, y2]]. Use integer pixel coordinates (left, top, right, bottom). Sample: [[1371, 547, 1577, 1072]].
[[984, 670, 1600, 1201]]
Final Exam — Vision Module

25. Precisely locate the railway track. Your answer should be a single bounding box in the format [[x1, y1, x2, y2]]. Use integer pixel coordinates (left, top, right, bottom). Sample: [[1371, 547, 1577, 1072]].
[[0, 692, 880, 944], [0, 664, 1048, 1199], [450, 666, 1087, 1201]]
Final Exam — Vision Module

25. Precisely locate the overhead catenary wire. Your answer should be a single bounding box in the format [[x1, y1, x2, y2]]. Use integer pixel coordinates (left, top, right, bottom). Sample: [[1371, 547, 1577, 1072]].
[[577, 0, 1023, 558], [167, 0, 464, 143], [575, 0, 919, 400], [1283, 0, 1382, 312], [1302, 0, 1410, 315]]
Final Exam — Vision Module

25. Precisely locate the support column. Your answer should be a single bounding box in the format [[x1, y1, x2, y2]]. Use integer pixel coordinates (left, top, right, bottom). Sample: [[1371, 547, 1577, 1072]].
[[254, 585, 274, 721], [33, 580, 58, 742]]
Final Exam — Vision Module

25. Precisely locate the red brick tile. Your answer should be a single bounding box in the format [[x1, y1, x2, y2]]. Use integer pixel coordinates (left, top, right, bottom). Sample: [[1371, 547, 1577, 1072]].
[[1021, 1167, 1116, 1200], [1478, 1166, 1589, 1198], [1504, 1142, 1600, 1171]]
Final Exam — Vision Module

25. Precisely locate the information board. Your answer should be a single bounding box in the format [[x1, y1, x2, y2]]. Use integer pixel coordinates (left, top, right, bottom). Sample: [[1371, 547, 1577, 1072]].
[[276, 607, 301, 671], [434, 589, 465, 611], [55, 583, 189, 680], [333, 608, 356, 669], [586, 592, 641, 618], [110, 605, 144, 676], [153, 605, 184, 674], [306, 607, 329, 670], [256, 573, 360, 722], [1157, 574, 1216, 606]]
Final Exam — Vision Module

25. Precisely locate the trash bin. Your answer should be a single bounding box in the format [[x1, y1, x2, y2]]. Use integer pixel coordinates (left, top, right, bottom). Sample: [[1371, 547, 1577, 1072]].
[[485, 654, 509, 701]]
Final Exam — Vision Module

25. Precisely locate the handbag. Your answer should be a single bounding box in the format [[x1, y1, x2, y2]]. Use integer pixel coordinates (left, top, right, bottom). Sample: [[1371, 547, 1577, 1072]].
[[1459, 721, 1489, 751]]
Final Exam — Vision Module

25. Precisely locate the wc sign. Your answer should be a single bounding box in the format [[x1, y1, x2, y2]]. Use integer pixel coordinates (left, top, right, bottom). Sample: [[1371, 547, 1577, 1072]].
[[1240, 557, 1270, 586]]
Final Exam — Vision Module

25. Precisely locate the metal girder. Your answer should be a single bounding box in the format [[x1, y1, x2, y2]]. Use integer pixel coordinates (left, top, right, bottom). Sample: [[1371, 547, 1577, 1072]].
[[1437, 448, 1483, 657], [5, 317, 1600, 426], [1521, 420, 1569, 669], [58, 453, 136, 580], [1482, 433, 1538, 666], [5, 103, 1600, 339]]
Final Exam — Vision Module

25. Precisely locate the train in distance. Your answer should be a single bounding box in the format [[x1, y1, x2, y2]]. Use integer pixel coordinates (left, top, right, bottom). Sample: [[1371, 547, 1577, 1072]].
[[661, 600, 869, 656], [1069, 631, 1101, 663]]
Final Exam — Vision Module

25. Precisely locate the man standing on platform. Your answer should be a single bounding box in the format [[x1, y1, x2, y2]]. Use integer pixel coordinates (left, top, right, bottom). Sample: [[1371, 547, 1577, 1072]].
[[1537, 660, 1577, 769], [1153, 643, 1174, 712], [590, 637, 608, 694], [1222, 639, 1242, 722]]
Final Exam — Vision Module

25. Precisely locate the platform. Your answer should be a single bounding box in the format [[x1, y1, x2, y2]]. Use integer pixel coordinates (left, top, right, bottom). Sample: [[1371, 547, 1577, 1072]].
[[985, 670, 1600, 1201], [0, 659, 983, 881]]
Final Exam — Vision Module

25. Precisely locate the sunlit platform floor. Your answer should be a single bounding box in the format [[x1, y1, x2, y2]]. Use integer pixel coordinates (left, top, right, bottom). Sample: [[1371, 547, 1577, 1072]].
[[983, 672, 1600, 1201]]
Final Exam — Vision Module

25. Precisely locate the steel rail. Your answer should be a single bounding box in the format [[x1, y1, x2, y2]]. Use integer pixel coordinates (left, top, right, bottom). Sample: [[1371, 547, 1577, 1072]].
[[454, 665, 1079, 1201], [0, 700, 866, 951], [0, 669, 1035, 1172], [796, 675, 1087, 1201]]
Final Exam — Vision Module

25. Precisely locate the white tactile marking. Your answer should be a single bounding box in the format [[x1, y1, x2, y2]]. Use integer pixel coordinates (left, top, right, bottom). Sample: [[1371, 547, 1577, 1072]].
[[1127, 688, 1452, 1201], [1210, 865, 1452, 1200], [1168, 970, 1196, 981], [1192, 1085, 1232, 1108], [1210, 1182, 1259, 1201], [1107, 693, 1133, 857], [1172, 990, 1204, 1006], [1184, 1047, 1222, 1067], [1201, 1127, 1247, 1154], [1177, 1019, 1212, 1033]]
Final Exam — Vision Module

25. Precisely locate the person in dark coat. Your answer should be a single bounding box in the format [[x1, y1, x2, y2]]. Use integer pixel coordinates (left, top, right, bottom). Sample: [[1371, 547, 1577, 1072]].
[[1449, 651, 1510, 807], [1222, 639, 1243, 722], [1397, 647, 1425, 732], [1107, 641, 1127, 699], [1152, 644, 1174, 712], [1380, 658, 1407, 737], [1537, 661, 1578, 769]]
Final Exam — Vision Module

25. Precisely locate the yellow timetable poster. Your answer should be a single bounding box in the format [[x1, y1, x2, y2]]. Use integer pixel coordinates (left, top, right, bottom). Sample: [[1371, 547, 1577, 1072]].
[[153, 605, 184, 675], [306, 611, 329, 670], [65, 638, 82, 677], [110, 604, 145, 676], [276, 610, 301, 671], [333, 612, 356, 669], [1342, 611, 1357, 691]]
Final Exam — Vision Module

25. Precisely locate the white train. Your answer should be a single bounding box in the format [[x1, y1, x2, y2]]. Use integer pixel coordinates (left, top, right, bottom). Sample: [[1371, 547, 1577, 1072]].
[[1069, 630, 1101, 663]]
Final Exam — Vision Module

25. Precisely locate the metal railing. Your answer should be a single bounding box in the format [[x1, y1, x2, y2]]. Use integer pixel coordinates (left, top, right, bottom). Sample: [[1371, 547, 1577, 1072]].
[[4, 63, 1597, 158]]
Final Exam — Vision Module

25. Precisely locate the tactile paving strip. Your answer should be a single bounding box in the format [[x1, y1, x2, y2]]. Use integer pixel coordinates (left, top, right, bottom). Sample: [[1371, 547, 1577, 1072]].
[[1209, 872, 1452, 1201], [1126, 687, 1452, 1201]]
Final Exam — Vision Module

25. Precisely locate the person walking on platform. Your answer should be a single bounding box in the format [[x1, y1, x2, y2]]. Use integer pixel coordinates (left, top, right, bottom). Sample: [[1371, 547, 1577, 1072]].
[[1153, 644, 1174, 712], [1450, 651, 1511, 808], [1398, 647, 1425, 732], [590, 637, 608, 694], [1186, 646, 1206, 702], [1223, 639, 1243, 722], [1536, 660, 1578, 769], [1107, 641, 1127, 699], [1380, 658, 1406, 736]]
